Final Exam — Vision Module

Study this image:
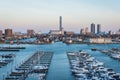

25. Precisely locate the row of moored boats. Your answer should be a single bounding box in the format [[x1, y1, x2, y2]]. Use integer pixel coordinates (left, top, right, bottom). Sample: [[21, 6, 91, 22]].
[[67, 51, 120, 80], [99, 48, 120, 60], [0, 53, 15, 67]]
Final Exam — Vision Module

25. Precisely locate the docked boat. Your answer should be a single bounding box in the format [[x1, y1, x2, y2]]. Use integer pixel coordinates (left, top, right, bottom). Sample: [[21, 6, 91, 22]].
[[111, 54, 120, 60], [91, 48, 97, 51], [32, 65, 48, 73], [1, 54, 15, 58], [0, 60, 8, 66]]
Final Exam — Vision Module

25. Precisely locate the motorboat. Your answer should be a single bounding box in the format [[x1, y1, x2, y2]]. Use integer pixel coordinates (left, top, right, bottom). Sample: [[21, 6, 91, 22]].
[[91, 48, 97, 51]]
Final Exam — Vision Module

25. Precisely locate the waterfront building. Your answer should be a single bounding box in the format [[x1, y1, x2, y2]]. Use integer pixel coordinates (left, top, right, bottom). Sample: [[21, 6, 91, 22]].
[[91, 23, 95, 34], [49, 30, 62, 35], [73, 37, 83, 42], [5, 29, 13, 38], [84, 38, 112, 43], [97, 24, 101, 34]]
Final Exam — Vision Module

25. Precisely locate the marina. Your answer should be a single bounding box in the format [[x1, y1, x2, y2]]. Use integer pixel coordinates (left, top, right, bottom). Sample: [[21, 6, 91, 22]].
[[0, 0, 120, 80], [0, 53, 15, 67], [5, 51, 53, 80], [0, 42, 120, 80], [67, 51, 120, 80], [99, 48, 120, 60]]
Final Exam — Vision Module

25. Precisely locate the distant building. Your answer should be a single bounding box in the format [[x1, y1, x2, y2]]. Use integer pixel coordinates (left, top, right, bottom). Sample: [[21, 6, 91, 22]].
[[84, 38, 112, 44], [37, 31, 42, 35], [108, 31, 112, 35], [13, 32, 21, 36], [59, 16, 64, 34], [59, 16, 63, 31], [27, 29, 34, 37], [97, 24, 101, 34], [0, 30, 2, 37], [49, 30, 62, 35], [13, 32, 22, 39], [85, 27, 89, 34], [5, 29, 12, 38], [49, 16, 64, 35], [91, 23, 95, 34], [80, 28, 84, 34], [116, 29, 120, 34], [65, 31, 74, 35]]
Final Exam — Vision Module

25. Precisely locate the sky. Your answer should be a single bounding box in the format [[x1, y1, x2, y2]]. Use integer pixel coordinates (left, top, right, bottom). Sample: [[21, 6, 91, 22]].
[[0, 0, 120, 33]]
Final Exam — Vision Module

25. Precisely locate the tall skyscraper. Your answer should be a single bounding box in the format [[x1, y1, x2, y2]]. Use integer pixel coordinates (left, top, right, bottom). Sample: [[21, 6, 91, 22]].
[[0, 30, 2, 37], [91, 23, 95, 34], [59, 16, 62, 31], [97, 24, 101, 34], [5, 29, 12, 37], [85, 27, 89, 34]]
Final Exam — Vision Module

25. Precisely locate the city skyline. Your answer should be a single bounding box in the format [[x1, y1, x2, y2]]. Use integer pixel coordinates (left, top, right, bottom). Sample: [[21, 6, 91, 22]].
[[0, 0, 120, 33]]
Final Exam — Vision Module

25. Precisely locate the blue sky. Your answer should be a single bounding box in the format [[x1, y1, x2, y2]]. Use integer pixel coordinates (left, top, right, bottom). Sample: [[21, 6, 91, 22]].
[[0, 0, 120, 33]]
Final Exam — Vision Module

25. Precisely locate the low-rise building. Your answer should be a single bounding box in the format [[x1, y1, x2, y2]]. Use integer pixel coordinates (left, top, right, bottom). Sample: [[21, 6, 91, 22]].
[[84, 38, 112, 43], [64, 31, 74, 35], [49, 30, 63, 35]]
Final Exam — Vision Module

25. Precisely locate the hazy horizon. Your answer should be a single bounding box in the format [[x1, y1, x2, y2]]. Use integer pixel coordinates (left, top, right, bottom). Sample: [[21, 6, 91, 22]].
[[0, 0, 120, 33]]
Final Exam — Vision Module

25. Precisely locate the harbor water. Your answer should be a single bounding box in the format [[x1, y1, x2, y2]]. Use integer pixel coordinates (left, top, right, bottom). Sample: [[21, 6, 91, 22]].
[[0, 42, 120, 80]]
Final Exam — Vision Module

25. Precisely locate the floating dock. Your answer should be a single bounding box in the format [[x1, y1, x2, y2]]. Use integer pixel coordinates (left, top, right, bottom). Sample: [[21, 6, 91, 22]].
[[0, 49, 19, 52], [0, 46, 26, 49], [5, 51, 53, 80], [0, 46, 26, 52]]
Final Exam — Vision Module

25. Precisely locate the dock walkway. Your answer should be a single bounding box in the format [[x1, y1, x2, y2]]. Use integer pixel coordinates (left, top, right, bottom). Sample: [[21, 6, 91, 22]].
[[5, 51, 53, 80]]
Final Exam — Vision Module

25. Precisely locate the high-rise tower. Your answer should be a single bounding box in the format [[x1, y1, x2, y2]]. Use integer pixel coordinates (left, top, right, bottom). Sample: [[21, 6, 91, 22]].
[[59, 16, 62, 31], [97, 24, 101, 34], [85, 27, 89, 34], [91, 23, 95, 34]]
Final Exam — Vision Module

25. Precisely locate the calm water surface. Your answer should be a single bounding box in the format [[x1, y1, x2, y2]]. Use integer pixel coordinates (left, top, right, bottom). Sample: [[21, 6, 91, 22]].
[[0, 42, 120, 80]]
